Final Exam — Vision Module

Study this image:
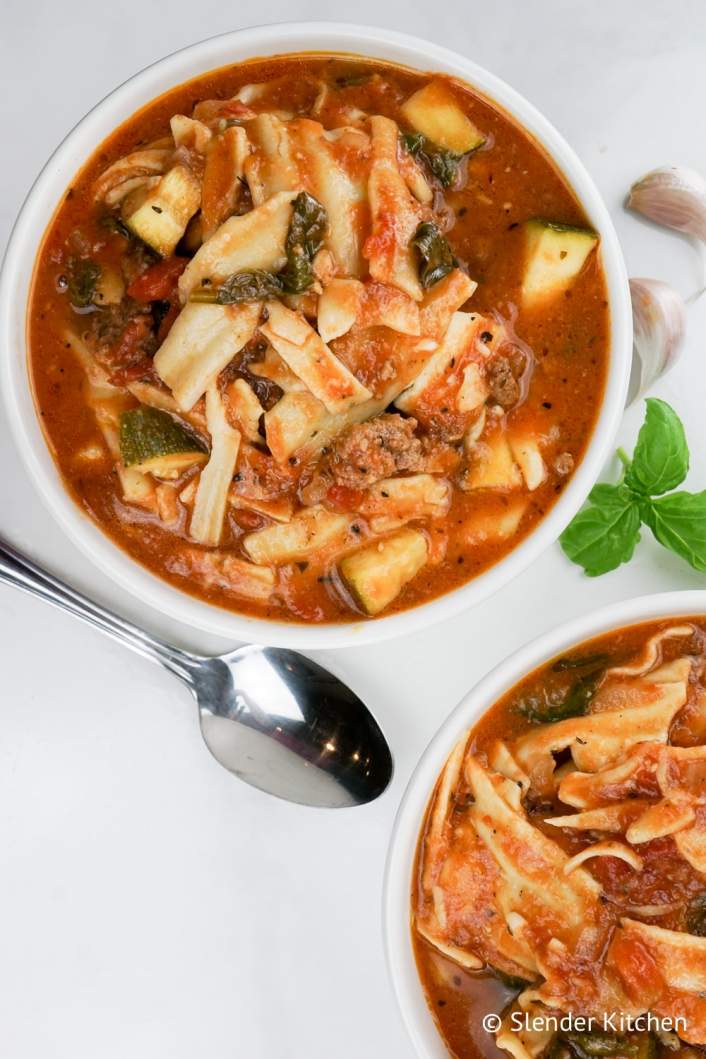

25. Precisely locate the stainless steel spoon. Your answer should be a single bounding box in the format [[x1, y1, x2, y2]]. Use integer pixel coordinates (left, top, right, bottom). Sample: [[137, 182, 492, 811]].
[[0, 538, 393, 808]]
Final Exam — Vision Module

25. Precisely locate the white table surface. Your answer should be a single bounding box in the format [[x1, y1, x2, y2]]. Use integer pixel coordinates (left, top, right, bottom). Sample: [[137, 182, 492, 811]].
[[2, 2, 706, 1056]]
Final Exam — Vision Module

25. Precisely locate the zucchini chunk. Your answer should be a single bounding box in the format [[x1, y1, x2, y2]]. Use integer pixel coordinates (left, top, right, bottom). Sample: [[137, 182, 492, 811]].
[[340, 529, 428, 616], [243, 504, 352, 565], [401, 80, 485, 155], [119, 406, 207, 477], [123, 165, 201, 258], [522, 220, 599, 308]]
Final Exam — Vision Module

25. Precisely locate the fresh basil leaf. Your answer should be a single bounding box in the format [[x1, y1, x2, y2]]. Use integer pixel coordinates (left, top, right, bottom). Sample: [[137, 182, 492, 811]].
[[560, 495, 641, 576], [280, 191, 328, 294], [625, 398, 689, 496], [588, 482, 636, 509], [643, 490, 706, 572], [411, 222, 457, 288]]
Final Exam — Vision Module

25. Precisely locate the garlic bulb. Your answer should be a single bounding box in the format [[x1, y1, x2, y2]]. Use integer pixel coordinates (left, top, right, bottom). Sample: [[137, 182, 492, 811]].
[[627, 166, 706, 243], [628, 278, 687, 403]]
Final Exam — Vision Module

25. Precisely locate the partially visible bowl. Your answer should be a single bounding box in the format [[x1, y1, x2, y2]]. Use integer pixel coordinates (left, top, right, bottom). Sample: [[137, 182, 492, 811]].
[[383, 589, 706, 1058], [0, 22, 631, 648]]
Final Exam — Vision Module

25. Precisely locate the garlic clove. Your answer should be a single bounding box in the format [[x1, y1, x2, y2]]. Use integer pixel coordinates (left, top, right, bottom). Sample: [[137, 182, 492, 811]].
[[627, 166, 706, 243], [628, 278, 687, 403]]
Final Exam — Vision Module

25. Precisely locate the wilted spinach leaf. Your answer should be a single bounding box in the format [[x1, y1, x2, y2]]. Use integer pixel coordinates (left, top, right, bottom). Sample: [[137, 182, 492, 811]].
[[492, 968, 531, 991], [411, 221, 457, 288], [190, 192, 327, 304], [401, 132, 425, 155], [67, 258, 101, 308], [562, 1032, 638, 1059], [552, 653, 611, 672], [334, 71, 371, 87], [687, 892, 706, 936], [280, 191, 328, 294], [517, 668, 603, 724], [191, 270, 284, 304], [401, 132, 463, 188], [100, 214, 133, 240]]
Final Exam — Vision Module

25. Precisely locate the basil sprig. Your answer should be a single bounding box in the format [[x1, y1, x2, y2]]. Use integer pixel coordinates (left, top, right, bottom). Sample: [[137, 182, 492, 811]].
[[560, 398, 706, 576]]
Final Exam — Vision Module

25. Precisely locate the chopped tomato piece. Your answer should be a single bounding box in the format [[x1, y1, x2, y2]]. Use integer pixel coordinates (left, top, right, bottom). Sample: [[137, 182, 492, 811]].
[[233, 509, 267, 531], [609, 930, 664, 1004], [127, 257, 188, 302], [109, 358, 155, 385], [113, 316, 151, 358], [326, 484, 366, 512], [156, 301, 181, 344], [104, 316, 154, 384]]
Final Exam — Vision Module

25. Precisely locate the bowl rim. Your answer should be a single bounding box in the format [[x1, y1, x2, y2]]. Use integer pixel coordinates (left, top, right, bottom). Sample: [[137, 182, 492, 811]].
[[382, 588, 706, 1059], [0, 21, 632, 649]]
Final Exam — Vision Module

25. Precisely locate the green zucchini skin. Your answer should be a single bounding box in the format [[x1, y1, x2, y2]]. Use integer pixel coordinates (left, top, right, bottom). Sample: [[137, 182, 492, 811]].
[[521, 219, 599, 307], [119, 406, 207, 474]]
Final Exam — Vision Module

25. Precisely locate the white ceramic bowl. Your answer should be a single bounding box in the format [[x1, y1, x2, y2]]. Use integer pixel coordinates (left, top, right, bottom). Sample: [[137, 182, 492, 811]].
[[383, 590, 706, 1059], [0, 22, 632, 648]]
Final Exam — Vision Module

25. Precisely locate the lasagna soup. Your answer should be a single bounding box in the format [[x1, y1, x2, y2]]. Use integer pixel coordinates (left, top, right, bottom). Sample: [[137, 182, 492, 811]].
[[413, 618, 706, 1059], [29, 55, 608, 622]]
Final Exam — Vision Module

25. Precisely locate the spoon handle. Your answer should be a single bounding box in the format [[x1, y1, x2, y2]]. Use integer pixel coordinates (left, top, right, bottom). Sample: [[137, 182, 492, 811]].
[[0, 537, 196, 683]]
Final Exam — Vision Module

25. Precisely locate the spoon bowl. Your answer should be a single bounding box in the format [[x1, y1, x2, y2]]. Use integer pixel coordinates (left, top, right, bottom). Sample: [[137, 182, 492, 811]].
[[190, 646, 392, 806], [0, 538, 393, 808]]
